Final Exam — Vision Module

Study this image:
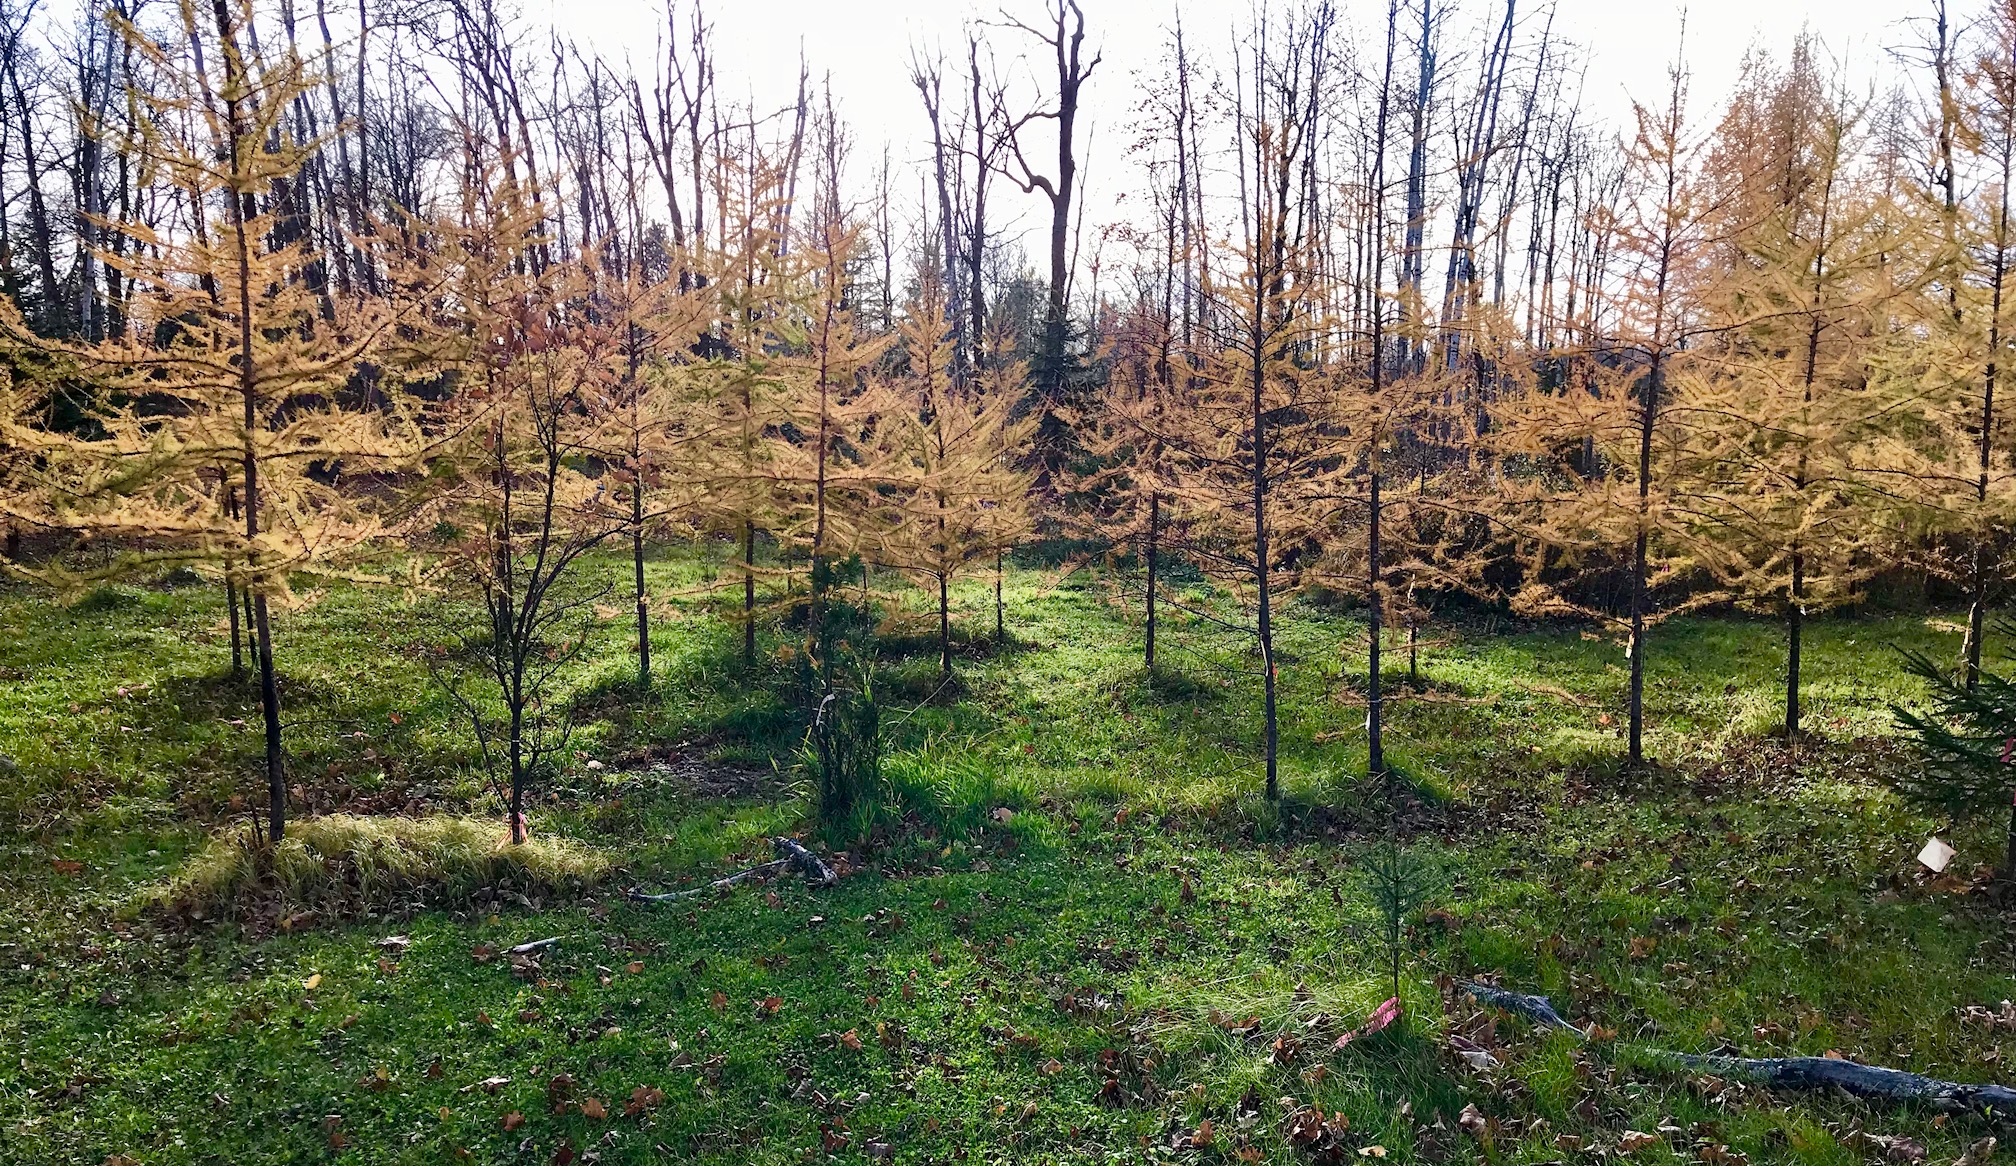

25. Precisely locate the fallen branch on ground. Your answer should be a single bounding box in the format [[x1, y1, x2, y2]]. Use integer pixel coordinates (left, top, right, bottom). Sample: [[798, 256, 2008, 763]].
[[628, 837, 837, 904], [1458, 981, 1587, 1040], [1460, 981, 2016, 1118], [506, 937, 560, 955]]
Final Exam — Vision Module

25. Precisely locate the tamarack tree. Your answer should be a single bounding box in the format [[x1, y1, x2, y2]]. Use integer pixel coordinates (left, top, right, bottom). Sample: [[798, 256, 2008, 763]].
[[878, 275, 1034, 682], [420, 178, 628, 846], [0, 0, 431, 841]]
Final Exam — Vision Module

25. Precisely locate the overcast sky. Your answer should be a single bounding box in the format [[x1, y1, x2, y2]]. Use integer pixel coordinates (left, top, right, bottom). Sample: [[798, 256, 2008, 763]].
[[536, 0, 1930, 262]]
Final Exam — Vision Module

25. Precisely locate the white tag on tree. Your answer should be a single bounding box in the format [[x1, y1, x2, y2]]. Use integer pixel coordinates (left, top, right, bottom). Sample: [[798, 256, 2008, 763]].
[[1918, 837, 1957, 873]]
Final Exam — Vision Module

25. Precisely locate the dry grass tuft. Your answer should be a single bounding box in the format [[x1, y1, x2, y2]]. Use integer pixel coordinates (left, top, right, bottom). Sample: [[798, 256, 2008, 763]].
[[159, 814, 609, 920]]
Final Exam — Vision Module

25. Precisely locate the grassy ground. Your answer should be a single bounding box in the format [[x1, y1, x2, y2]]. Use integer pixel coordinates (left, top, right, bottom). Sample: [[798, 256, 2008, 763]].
[[3, 548, 2014, 1164]]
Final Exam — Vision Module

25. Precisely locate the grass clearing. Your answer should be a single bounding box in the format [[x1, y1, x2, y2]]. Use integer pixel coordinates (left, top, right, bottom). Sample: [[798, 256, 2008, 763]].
[[2, 549, 2014, 1163]]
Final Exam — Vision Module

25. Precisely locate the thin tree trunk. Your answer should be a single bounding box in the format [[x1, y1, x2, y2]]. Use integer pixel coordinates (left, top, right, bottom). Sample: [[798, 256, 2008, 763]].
[[939, 569, 951, 681], [632, 492, 651, 689], [1965, 123, 2011, 689], [1786, 551, 1803, 738], [508, 705, 527, 845], [215, 0, 287, 841], [1253, 329, 1277, 802], [1628, 350, 1662, 768], [743, 520, 756, 667], [1368, 470, 1385, 777], [1145, 493, 1158, 671], [226, 576, 243, 675]]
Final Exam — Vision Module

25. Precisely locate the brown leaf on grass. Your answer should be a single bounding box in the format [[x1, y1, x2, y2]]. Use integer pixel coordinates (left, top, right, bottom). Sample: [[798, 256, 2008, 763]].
[[51, 859, 84, 876], [1040, 1058, 1063, 1076], [470, 944, 498, 964], [1458, 1104, 1488, 1138], [625, 961, 644, 975], [1190, 1119, 1216, 1147], [1627, 936, 1657, 960], [502, 1112, 525, 1131], [709, 991, 727, 1012], [839, 1029, 864, 1051], [757, 995, 782, 1017], [1618, 1130, 1660, 1153], [624, 1086, 664, 1116], [579, 1097, 607, 1120]]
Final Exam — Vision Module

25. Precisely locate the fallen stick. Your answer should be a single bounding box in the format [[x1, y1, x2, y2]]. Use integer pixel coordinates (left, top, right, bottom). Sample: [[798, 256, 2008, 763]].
[[628, 838, 836, 904], [1663, 1051, 2016, 1116], [1458, 981, 1587, 1040], [1462, 981, 2016, 1118], [772, 836, 838, 887], [507, 937, 561, 955]]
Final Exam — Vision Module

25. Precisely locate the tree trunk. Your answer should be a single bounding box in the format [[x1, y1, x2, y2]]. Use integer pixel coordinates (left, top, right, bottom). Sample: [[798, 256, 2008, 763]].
[[226, 576, 244, 676], [1965, 140, 2009, 690], [632, 495, 651, 689], [216, 0, 286, 840], [1145, 494, 1159, 671], [1627, 349, 1661, 768], [742, 520, 756, 667], [1368, 470, 1385, 777], [1786, 552, 1803, 738], [508, 707, 527, 845], [253, 596, 284, 840], [1253, 334, 1277, 802], [939, 570, 951, 681]]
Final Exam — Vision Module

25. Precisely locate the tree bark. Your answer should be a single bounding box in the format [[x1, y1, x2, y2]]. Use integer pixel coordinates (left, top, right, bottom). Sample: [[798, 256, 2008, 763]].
[[633, 490, 651, 689], [214, 0, 288, 841], [1627, 350, 1660, 768], [1145, 494, 1158, 671], [743, 520, 756, 667], [1368, 469, 1385, 777], [1786, 551, 1803, 739]]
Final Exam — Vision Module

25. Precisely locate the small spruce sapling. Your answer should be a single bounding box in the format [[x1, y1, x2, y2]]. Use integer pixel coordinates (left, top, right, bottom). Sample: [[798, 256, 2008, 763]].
[[1355, 837, 1447, 1013], [1892, 631, 2016, 880]]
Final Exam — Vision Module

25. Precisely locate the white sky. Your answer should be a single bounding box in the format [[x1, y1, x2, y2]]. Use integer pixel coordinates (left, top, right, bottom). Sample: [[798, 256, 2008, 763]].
[[541, 0, 1929, 263]]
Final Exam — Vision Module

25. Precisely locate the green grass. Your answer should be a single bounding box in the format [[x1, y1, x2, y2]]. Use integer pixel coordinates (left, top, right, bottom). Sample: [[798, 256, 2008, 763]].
[[2, 548, 2014, 1163]]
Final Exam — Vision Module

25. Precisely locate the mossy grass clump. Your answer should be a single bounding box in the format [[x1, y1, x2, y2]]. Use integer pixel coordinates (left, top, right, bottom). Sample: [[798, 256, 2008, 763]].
[[157, 813, 609, 920]]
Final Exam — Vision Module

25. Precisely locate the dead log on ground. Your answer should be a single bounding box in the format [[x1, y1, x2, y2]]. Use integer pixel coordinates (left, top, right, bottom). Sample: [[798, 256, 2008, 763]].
[[1461, 981, 2016, 1118], [628, 837, 836, 904]]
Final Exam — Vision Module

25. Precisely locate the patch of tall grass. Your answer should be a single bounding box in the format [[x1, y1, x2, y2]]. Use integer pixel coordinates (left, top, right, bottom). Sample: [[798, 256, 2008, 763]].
[[157, 814, 609, 919]]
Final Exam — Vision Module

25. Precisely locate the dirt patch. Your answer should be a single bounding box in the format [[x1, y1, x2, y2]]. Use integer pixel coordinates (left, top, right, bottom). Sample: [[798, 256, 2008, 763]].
[[614, 740, 782, 799]]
